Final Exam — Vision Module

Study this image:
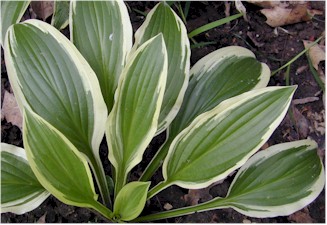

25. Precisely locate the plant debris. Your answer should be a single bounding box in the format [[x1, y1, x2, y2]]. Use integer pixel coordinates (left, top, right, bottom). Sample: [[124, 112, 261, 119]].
[[1, 90, 22, 130]]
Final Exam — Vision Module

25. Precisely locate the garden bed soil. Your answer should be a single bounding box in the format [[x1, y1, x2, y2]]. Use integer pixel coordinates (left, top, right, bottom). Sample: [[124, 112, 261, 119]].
[[1, 1, 325, 223]]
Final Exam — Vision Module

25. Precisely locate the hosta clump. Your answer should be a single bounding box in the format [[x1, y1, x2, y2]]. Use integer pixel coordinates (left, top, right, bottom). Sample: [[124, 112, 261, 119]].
[[1, 1, 325, 222]]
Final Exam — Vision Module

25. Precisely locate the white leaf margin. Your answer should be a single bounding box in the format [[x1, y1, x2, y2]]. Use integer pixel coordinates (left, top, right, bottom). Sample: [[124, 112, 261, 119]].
[[226, 139, 325, 218], [4, 19, 108, 158], [132, 2, 191, 134], [107, 34, 168, 175], [1, 143, 50, 215], [163, 86, 296, 189], [190, 46, 270, 89]]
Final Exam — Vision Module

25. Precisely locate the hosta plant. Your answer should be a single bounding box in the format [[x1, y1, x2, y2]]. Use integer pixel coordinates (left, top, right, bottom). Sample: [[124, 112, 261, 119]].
[[1, 1, 325, 223]]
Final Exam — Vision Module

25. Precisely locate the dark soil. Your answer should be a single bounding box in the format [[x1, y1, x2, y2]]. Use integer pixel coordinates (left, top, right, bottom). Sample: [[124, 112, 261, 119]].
[[1, 1, 325, 223]]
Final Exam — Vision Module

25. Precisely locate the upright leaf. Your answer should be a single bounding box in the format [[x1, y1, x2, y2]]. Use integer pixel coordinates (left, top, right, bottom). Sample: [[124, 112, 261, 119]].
[[106, 34, 167, 194], [133, 2, 191, 133], [141, 46, 270, 181], [51, 1, 69, 30], [1, 143, 50, 214], [1, 0, 30, 45], [113, 182, 150, 222], [4, 20, 110, 206], [23, 109, 113, 220], [71, 0, 133, 111], [160, 86, 296, 191]]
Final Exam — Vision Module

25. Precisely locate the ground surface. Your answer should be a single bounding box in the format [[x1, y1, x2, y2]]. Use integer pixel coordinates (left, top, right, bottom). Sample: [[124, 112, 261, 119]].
[[1, 1, 325, 223]]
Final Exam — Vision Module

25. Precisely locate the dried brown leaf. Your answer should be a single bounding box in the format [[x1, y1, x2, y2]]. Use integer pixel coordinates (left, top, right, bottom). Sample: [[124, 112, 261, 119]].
[[163, 203, 173, 210], [292, 105, 309, 139], [288, 208, 315, 223], [293, 97, 319, 105], [303, 40, 325, 71], [261, 3, 312, 27], [1, 91, 22, 130], [31, 1, 54, 21], [183, 188, 213, 206], [247, 0, 289, 8], [37, 212, 47, 223]]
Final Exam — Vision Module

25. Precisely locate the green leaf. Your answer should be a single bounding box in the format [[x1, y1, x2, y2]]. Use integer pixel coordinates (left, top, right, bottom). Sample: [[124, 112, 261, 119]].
[[133, 2, 191, 133], [134, 140, 324, 222], [71, 0, 133, 111], [23, 109, 113, 219], [1, 143, 50, 214], [225, 139, 325, 217], [51, 1, 69, 30], [141, 46, 270, 181], [170, 46, 270, 140], [0, 0, 30, 45], [162, 86, 296, 189], [188, 13, 243, 38], [113, 182, 150, 222], [4, 19, 110, 206], [106, 34, 167, 194]]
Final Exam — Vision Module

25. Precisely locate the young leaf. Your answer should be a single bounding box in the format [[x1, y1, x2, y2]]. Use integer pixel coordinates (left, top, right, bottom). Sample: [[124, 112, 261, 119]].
[[135, 139, 324, 222], [113, 182, 150, 222], [133, 2, 191, 133], [106, 34, 168, 194], [161, 86, 296, 190], [23, 109, 113, 219], [225, 139, 325, 217], [51, 1, 69, 30], [71, 0, 133, 111], [4, 20, 110, 206], [141, 46, 270, 181], [1, 143, 50, 214], [0, 0, 30, 45]]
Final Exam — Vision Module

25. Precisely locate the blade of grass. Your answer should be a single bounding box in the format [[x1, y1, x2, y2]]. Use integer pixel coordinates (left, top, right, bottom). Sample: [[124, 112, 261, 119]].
[[184, 2, 190, 20], [306, 52, 325, 93], [176, 2, 187, 24], [188, 13, 243, 38], [191, 41, 216, 49], [271, 36, 323, 76], [132, 8, 148, 17]]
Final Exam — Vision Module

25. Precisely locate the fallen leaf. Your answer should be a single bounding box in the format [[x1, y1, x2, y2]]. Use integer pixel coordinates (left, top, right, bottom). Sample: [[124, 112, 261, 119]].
[[292, 105, 309, 139], [37, 212, 47, 223], [183, 188, 213, 206], [243, 218, 252, 223], [163, 203, 173, 210], [247, 0, 289, 8], [1, 91, 23, 130], [235, 0, 248, 22], [261, 3, 312, 27], [307, 110, 325, 136], [303, 40, 325, 71], [31, 1, 54, 21], [293, 97, 319, 105], [288, 208, 315, 223]]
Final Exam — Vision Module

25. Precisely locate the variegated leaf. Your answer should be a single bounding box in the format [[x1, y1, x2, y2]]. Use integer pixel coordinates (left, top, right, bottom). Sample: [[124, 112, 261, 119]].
[[23, 109, 113, 219], [51, 1, 69, 30], [162, 86, 296, 190], [113, 182, 150, 221], [71, 0, 133, 111], [4, 20, 110, 206], [225, 139, 325, 217], [1, 143, 50, 214], [106, 34, 167, 194], [132, 2, 190, 133], [141, 46, 270, 181], [135, 140, 324, 222], [1, 0, 30, 45]]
